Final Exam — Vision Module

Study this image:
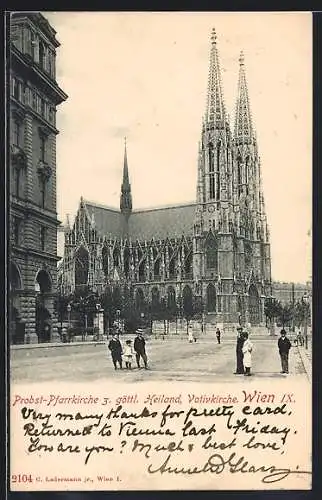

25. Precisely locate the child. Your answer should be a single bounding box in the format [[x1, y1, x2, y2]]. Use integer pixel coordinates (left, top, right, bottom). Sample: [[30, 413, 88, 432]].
[[123, 339, 134, 370], [242, 332, 254, 376]]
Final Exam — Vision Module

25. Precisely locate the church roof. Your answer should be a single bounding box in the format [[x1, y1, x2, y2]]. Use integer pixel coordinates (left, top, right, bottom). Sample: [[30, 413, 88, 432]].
[[130, 203, 196, 240], [84, 200, 196, 241], [84, 201, 122, 238]]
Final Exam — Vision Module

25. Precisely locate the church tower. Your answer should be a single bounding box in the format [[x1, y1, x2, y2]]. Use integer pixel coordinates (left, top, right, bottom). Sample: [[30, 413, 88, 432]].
[[193, 28, 234, 322], [193, 30, 271, 326]]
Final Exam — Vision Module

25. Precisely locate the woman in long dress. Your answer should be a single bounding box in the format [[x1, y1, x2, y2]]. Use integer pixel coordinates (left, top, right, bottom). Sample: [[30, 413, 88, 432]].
[[242, 332, 254, 376]]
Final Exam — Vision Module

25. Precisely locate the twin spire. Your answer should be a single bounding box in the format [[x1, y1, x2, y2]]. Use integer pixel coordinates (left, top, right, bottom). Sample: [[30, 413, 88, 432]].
[[119, 30, 255, 212], [205, 28, 255, 141]]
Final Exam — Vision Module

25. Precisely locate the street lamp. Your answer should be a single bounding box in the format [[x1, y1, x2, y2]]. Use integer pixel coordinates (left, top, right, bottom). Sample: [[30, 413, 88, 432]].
[[116, 309, 121, 334], [302, 293, 309, 350], [67, 303, 71, 328]]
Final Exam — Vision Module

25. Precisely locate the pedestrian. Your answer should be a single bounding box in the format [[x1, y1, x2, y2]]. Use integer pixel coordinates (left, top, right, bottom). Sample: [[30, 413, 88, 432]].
[[123, 339, 134, 370], [234, 326, 245, 374], [242, 332, 253, 376], [134, 329, 148, 369], [278, 329, 292, 374], [188, 325, 194, 343], [298, 330, 304, 347], [216, 327, 221, 344], [108, 333, 123, 370]]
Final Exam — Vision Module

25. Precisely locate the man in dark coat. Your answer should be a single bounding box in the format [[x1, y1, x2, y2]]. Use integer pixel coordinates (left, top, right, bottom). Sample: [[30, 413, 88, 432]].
[[216, 327, 221, 344], [278, 329, 292, 374], [134, 329, 148, 369], [234, 327, 245, 374], [108, 334, 123, 370]]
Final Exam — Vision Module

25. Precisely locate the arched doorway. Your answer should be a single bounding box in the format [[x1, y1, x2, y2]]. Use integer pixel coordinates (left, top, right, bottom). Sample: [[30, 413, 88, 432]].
[[35, 269, 52, 343], [151, 287, 160, 318], [135, 288, 145, 313], [182, 285, 193, 317], [9, 263, 24, 344], [248, 284, 260, 325], [206, 283, 216, 312]]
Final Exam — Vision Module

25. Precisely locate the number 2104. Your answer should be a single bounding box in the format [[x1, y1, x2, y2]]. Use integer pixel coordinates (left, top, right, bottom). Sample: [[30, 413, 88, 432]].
[[12, 474, 33, 483]]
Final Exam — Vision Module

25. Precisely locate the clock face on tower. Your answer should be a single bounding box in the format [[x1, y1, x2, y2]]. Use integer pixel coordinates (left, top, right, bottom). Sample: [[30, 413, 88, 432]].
[[208, 205, 215, 213]]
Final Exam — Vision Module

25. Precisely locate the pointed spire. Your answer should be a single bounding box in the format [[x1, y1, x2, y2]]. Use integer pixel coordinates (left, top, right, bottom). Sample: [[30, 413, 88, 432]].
[[234, 51, 255, 142], [120, 137, 132, 213], [205, 28, 226, 127]]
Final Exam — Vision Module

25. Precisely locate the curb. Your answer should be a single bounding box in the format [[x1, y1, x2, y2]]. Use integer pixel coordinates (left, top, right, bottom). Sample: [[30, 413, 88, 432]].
[[297, 346, 312, 383], [10, 341, 106, 350]]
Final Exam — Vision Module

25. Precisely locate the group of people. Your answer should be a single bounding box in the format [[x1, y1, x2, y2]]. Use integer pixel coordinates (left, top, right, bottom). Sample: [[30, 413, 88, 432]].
[[107, 329, 148, 370], [234, 326, 292, 376]]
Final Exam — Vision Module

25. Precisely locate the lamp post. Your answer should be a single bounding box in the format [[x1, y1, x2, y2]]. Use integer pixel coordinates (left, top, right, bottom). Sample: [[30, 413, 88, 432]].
[[67, 303, 71, 328], [302, 292, 309, 350], [66, 303, 72, 343], [96, 302, 102, 340], [116, 309, 121, 334]]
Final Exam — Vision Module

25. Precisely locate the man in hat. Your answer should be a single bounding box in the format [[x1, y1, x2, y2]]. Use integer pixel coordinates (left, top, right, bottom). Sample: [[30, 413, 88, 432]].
[[108, 333, 123, 370], [278, 329, 292, 374], [134, 329, 148, 369], [216, 327, 221, 345], [234, 326, 245, 374]]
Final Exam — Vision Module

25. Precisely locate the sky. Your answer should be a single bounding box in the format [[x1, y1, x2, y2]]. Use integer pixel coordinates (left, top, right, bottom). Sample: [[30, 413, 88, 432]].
[[45, 12, 312, 283]]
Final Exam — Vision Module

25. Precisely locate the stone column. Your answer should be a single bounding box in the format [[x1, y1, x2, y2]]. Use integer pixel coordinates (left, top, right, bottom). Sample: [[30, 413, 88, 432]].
[[22, 291, 38, 344]]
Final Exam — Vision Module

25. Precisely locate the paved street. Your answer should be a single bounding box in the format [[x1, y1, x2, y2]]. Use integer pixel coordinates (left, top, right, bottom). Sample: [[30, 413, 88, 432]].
[[10, 336, 308, 384]]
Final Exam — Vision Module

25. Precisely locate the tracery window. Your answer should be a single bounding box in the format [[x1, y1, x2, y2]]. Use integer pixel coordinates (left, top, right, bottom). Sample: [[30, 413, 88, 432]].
[[75, 247, 89, 286], [205, 235, 218, 270]]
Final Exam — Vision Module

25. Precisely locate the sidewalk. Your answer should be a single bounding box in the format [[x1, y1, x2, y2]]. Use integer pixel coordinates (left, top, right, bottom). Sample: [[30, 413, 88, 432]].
[[297, 339, 312, 383]]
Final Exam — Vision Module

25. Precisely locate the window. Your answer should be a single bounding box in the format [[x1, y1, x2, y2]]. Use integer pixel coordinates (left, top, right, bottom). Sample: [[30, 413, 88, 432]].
[[13, 219, 21, 245], [48, 50, 54, 77], [208, 142, 214, 172], [49, 107, 54, 123], [32, 92, 37, 110], [12, 78, 20, 100], [216, 142, 221, 200], [12, 121, 20, 147], [30, 30, 36, 59], [41, 99, 46, 118], [40, 178, 46, 208], [209, 173, 215, 199], [39, 42, 45, 69], [215, 171, 220, 200], [237, 158, 242, 196], [40, 135, 46, 161], [40, 227, 46, 251], [206, 236, 218, 270], [15, 168, 20, 198]]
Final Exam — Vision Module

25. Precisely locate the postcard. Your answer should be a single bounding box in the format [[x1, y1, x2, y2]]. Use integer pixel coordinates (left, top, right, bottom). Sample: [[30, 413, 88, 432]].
[[8, 11, 312, 491]]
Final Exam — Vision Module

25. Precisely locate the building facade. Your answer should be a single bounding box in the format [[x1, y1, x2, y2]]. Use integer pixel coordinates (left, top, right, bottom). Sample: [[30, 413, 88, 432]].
[[9, 13, 67, 344], [272, 281, 311, 306], [59, 29, 272, 327]]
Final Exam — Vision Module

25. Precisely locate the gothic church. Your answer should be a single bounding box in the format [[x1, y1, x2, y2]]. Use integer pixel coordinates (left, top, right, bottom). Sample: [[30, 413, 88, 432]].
[[59, 29, 272, 326]]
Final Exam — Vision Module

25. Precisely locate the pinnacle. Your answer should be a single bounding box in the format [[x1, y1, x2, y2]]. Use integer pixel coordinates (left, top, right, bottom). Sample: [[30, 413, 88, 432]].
[[211, 28, 217, 44], [234, 51, 255, 142], [205, 28, 226, 126]]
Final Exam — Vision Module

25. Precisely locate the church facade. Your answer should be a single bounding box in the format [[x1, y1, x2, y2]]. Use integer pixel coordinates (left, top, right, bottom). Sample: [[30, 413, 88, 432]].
[[59, 29, 272, 326]]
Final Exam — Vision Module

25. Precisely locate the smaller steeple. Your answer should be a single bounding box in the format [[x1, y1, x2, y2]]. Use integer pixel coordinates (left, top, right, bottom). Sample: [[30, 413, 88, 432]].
[[234, 51, 255, 143], [120, 137, 132, 214]]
